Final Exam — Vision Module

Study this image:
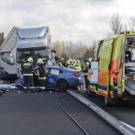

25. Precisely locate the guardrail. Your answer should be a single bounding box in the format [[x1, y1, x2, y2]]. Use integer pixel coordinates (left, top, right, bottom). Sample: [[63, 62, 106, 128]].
[[67, 90, 135, 135]]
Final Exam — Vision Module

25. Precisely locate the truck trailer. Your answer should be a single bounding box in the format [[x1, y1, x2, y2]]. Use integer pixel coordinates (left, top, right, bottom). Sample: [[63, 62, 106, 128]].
[[0, 26, 55, 80], [88, 31, 135, 105]]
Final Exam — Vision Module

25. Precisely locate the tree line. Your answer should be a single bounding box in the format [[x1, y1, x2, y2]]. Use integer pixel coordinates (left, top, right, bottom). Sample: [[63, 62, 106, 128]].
[[52, 41, 95, 60], [52, 14, 135, 60]]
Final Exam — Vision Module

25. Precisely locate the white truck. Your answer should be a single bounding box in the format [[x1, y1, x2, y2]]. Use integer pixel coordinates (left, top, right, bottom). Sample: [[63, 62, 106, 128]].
[[0, 26, 56, 80]]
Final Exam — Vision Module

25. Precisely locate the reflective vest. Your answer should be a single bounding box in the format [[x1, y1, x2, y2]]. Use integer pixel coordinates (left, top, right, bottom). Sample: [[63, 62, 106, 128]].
[[22, 62, 33, 76], [37, 64, 46, 80], [74, 66, 82, 71]]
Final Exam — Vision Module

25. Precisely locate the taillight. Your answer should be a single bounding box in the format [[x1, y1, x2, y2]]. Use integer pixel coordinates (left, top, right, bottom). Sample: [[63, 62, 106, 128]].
[[72, 72, 81, 77]]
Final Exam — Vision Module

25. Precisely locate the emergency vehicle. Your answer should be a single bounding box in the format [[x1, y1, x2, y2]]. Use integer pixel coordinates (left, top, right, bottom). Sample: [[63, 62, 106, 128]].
[[89, 31, 135, 105]]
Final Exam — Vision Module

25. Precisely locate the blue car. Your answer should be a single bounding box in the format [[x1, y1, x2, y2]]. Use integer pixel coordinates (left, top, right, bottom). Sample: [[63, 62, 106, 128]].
[[16, 66, 84, 91], [46, 66, 83, 91]]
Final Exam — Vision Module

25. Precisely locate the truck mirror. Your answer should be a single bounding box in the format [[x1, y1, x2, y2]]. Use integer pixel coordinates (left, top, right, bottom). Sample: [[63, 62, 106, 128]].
[[7, 53, 14, 65], [1, 52, 15, 65]]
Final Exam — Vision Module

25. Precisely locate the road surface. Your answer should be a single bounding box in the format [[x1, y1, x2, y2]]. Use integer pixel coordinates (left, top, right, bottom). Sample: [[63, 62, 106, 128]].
[[0, 91, 119, 135], [85, 94, 135, 127]]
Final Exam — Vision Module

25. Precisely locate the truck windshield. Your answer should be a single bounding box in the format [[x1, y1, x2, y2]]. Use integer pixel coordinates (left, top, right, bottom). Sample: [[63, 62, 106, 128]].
[[17, 49, 50, 63]]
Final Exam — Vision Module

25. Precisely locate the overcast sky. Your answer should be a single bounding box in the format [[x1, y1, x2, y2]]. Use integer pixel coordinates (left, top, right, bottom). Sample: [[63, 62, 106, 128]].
[[0, 0, 135, 44]]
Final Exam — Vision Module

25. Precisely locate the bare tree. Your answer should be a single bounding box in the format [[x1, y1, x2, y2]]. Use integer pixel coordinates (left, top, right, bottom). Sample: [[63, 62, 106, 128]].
[[83, 41, 96, 59], [110, 14, 123, 34], [52, 41, 90, 59]]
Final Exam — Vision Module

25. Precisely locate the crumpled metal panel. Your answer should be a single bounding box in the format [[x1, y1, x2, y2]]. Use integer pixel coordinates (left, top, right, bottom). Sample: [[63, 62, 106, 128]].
[[17, 27, 48, 39]]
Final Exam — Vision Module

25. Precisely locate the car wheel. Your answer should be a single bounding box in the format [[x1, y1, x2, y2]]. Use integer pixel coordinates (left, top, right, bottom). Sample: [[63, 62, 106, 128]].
[[57, 80, 68, 91]]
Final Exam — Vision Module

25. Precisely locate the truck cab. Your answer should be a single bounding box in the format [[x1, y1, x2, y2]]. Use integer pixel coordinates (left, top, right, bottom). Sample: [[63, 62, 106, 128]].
[[0, 26, 56, 80]]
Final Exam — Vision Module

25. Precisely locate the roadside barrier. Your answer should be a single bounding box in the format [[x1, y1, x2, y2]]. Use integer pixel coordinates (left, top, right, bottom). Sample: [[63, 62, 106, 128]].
[[67, 90, 135, 135]]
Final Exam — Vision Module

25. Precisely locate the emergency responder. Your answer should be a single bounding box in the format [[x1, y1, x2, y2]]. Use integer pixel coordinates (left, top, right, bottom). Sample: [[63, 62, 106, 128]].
[[67, 59, 73, 68], [74, 60, 82, 71], [22, 57, 34, 92], [59, 58, 66, 67], [71, 59, 76, 69], [82, 59, 91, 89], [36, 58, 46, 90]]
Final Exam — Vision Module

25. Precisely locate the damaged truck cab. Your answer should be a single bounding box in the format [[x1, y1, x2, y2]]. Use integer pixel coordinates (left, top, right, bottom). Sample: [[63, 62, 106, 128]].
[[89, 31, 135, 105]]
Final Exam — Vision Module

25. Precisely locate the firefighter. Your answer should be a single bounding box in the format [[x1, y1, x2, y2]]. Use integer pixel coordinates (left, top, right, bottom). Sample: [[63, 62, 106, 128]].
[[67, 59, 73, 68], [59, 58, 66, 67], [36, 58, 46, 90], [22, 57, 34, 92], [74, 60, 82, 71], [82, 59, 91, 89]]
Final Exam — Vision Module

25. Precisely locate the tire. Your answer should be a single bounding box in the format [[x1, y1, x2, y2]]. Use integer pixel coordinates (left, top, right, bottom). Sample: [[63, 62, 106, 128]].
[[57, 80, 68, 91]]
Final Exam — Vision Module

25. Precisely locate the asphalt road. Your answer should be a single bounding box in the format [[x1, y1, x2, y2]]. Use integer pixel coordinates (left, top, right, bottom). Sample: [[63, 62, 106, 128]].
[[0, 91, 119, 135], [85, 94, 135, 127]]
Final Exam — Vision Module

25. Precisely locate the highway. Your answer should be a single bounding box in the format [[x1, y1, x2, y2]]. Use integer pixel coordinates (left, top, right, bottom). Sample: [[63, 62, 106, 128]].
[[0, 91, 119, 135]]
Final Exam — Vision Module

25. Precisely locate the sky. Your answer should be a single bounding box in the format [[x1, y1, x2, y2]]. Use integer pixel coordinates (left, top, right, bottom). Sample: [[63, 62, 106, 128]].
[[0, 0, 135, 44]]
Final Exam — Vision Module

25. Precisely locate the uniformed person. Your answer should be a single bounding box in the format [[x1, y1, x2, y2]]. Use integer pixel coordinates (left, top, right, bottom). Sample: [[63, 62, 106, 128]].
[[22, 57, 34, 92], [74, 60, 82, 71], [59, 58, 66, 67], [36, 58, 46, 90], [67, 59, 73, 68]]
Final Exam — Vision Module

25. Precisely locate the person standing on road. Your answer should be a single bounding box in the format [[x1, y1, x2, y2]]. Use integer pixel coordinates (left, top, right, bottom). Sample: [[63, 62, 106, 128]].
[[74, 60, 82, 71], [22, 57, 34, 92], [36, 58, 47, 91]]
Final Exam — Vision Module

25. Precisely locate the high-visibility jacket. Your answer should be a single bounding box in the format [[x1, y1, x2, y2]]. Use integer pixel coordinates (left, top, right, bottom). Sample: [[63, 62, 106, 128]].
[[74, 66, 82, 71], [37, 64, 46, 79], [36, 63, 46, 89], [22, 62, 33, 76]]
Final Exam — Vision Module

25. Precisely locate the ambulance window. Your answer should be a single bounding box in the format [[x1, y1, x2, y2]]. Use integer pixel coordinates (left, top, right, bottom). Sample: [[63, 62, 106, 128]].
[[131, 48, 135, 61], [126, 37, 135, 62]]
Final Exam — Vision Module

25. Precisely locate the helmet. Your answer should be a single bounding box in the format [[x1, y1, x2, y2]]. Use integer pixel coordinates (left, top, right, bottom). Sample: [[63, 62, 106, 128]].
[[61, 58, 64, 62], [88, 58, 92, 62], [27, 57, 33, 63], [37, 58, 44, 64]]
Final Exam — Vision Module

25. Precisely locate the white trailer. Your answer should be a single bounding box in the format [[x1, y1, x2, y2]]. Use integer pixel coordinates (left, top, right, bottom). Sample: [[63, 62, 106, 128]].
[[0, 26, 55, 80]]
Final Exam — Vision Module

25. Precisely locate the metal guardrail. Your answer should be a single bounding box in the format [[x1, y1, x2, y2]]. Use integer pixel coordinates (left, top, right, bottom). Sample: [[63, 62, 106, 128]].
[[67, 90, 135, 135]]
